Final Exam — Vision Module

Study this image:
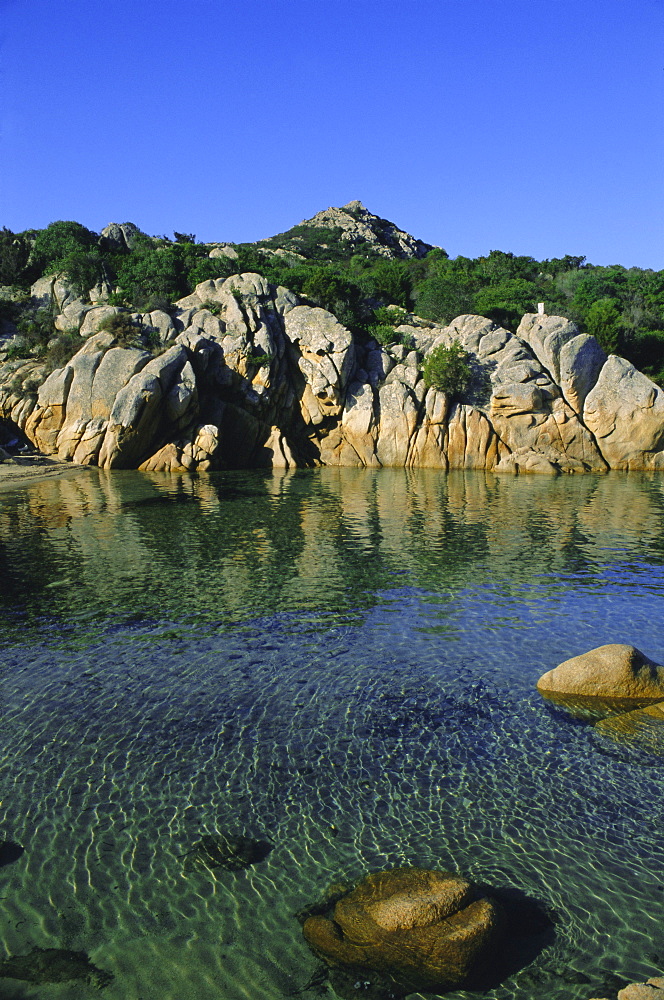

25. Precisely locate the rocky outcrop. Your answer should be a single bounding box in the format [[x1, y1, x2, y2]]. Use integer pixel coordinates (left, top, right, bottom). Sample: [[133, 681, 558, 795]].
[[537, 644, 664, 707], [99, 222, 142, 252], [302, 868, 501, 993], [3, 273, 664, 473], [261, 200, 437, 259]]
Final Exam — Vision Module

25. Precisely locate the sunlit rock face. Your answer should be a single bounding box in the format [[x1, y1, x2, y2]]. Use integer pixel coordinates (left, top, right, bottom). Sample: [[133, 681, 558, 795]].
[[3, 274, 664, 473], [537, 644, 664, 709]]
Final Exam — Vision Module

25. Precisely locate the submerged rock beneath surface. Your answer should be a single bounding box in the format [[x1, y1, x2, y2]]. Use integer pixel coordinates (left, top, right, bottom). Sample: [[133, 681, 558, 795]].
[[182, 831, 272, 873], [618, 979, 664, 1000], [302, 868, 502, 993], [0, 946, 113, 988], [537, 644, 664, 717], [594, 701, 664, 755]]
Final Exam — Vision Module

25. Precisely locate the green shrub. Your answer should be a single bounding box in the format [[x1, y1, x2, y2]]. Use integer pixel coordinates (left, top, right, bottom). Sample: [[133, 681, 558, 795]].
[[45, 331, 82, 369], [422, 340, 473, 396], [143, 327, 161, 352], [373, 305, 409, 327], [0, 228, 32, 286], [97, 313, 141, 343], [584, 297, 623, 354], [16, 307, 56, 355], [370, 323, 399, 347], [201, 300, 224, 316], [23, 378, 40, 397], [5, 337, 31, 360]]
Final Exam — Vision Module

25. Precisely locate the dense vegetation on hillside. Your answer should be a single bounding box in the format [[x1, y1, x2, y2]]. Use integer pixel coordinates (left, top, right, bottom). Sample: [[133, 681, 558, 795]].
[[2, 219, 664, 382]]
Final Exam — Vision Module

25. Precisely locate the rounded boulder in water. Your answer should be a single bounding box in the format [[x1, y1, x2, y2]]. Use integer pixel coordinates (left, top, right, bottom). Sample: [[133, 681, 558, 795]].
[[536, 643, 664, 716], [302, 867, 501, 993]]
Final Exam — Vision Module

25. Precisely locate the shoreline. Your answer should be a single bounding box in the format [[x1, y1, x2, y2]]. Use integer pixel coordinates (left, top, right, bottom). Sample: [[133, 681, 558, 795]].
[[0, 456, 96, 494]]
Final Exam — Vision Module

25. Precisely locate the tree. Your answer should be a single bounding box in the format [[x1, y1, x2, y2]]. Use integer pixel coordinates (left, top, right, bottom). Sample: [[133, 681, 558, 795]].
[[473, 278, 537, 330], [29, 221, 98, 276], [0, 228, 31, 285], [584, 297, 622, 354]]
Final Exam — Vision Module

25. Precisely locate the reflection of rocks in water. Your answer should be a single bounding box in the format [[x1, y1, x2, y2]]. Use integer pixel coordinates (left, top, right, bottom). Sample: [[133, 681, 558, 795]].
[[182, 831, 273, 874], [0, 947, 113, 989], [302, 867, 502, 995], [0, 841, 24, 867]]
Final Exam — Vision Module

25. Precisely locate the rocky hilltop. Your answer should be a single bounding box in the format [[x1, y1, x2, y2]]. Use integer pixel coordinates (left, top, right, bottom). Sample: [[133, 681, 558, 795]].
[[1, 270, 664, 474], [257, 200, 437, 259]]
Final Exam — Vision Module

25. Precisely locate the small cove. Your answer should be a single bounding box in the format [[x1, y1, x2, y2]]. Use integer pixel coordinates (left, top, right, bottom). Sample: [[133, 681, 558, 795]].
[[0, 467, 663, 1000]]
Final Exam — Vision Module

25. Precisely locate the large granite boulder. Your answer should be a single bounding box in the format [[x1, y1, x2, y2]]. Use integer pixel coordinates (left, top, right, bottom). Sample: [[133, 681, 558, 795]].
[[302, 868, 501, 993], [583, 356, 664, 469], [537, 644, 664, 716]]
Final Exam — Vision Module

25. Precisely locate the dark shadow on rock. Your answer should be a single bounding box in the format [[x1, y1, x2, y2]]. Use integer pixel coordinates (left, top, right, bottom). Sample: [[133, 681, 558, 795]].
[[0, 842, 24, 868]]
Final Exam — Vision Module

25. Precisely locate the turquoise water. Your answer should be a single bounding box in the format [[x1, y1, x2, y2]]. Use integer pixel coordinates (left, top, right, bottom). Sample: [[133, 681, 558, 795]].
[[0, 467, 663, 1000]]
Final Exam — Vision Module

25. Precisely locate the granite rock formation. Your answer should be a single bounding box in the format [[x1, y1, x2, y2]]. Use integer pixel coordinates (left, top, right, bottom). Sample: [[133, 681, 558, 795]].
[[263, 200, 437, 259], [537, 644, 664, 709], [301, 868, 501, 993], [3, 272, 664, 473]]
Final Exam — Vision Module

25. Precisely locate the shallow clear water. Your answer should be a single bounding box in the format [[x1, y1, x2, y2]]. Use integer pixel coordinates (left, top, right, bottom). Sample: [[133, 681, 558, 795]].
[[0, 467, 663, 1000]]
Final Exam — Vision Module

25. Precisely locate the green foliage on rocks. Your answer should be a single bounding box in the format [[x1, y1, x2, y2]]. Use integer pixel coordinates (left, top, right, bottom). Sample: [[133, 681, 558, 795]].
[[4, 209, 664, 380], [422, 341, 473, 397], [45, 331, 82, 370]]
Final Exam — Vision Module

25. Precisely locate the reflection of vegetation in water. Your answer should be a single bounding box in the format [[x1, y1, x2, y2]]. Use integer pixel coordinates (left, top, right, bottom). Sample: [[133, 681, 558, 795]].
[[2, 468, 664, 645]]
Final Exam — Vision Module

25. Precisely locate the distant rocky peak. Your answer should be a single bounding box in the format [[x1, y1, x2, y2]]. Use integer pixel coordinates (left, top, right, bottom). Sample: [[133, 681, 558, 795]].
[[99, 222, 142, 251], [297, 202, 439, 259]]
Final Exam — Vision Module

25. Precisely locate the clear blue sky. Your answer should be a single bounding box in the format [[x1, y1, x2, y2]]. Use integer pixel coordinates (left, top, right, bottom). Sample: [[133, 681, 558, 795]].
[[1, 0, 662, 267]]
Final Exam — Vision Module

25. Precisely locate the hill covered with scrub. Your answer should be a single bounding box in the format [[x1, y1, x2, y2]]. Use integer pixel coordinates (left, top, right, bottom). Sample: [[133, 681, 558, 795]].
[[1, 202, 664, 475]]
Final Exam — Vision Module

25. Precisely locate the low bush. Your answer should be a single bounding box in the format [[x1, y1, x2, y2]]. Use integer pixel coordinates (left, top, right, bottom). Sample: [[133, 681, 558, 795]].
[[5, 337, 31, 360], [97, 313, 142, 346], [370, 323, 399, 347], [45, 331, 82, 369], [422, 340, 473, 396], [201, 300, 224, 316]]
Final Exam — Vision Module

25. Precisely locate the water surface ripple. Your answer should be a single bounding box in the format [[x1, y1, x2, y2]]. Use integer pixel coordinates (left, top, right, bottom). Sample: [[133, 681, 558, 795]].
[[0, 468, 663, 1000]]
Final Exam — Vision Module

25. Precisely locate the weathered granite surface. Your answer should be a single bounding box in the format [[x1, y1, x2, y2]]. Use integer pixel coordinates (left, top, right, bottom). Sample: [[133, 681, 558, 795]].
[[3, 273, 664, 473]]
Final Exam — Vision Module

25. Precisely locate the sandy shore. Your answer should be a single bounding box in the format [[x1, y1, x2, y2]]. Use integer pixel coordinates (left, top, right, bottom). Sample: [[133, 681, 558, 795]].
[[0, 456, 97, 493]]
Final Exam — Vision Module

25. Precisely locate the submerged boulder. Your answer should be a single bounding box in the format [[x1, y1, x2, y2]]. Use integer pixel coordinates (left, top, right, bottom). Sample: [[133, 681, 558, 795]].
[[302, 868, 501, 993], [594, 700, 664, 755], [182, 831, 272, 874], [537, 644, 664, 716], [618, 980, 664, 1000]]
